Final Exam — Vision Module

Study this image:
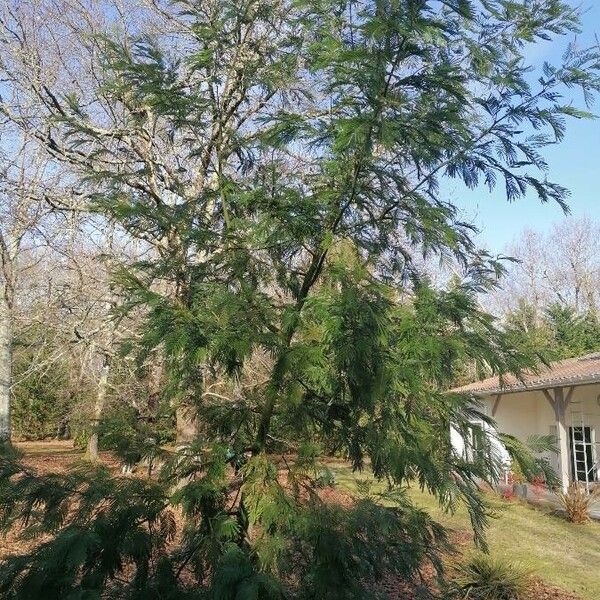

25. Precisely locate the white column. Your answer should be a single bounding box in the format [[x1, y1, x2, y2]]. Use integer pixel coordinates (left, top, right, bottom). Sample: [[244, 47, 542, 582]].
[[546, 387, 570, 493]]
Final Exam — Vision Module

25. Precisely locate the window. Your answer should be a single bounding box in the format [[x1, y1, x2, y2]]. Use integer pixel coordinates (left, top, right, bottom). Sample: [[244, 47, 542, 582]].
[[466, 421, 488, 462], [569, 426, 597, 483]]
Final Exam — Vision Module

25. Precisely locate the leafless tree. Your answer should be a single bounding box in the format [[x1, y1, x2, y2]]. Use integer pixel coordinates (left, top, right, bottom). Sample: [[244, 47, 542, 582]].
[[0, 0, 300, 442], [488, 216, 600, 318], [0, 140, 58, 440]]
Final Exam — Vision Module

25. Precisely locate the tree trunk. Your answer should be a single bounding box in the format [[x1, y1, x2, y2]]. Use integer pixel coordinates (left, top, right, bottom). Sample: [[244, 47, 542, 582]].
[[174, 366, 202, 445], [0, 295, 11, 442], [147, 358, 163, 418], [175, 401, 198, 444], [87, 354, 110, 461]]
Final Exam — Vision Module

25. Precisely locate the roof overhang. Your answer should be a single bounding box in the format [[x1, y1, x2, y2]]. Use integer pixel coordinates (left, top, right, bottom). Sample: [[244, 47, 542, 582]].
[[462, 374, 600, 397]]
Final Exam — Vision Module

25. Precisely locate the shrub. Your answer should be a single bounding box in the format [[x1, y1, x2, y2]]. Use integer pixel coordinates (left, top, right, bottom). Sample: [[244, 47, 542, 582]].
[[314, 467, 336, 488], [501, 487, 516, 502], [12, 355, 75, 440], [452, 554, 530, 600], [530, 476, 546, 498], [507, 465, 524, 485], [558, 482, 600, 523]]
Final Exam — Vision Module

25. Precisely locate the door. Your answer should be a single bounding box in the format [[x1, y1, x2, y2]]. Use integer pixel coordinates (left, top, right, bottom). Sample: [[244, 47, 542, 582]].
[[569, 426, 596, 482]]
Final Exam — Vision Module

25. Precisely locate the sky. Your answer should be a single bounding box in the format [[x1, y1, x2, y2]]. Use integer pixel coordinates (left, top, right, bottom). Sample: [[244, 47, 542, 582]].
[[448, 1, 600, 253]]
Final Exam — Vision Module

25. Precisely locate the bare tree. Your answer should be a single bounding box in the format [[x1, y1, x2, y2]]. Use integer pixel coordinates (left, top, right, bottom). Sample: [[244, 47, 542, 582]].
[[0, 0, 165, 447], [0, 141, 58, 441], [0, 0, 297, 442], [50, 220, 139, 459], [488, 216, 600, 318]]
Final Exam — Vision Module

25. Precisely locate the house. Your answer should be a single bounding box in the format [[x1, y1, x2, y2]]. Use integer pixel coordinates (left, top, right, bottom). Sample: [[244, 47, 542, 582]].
[[452, 352, 600, 492]]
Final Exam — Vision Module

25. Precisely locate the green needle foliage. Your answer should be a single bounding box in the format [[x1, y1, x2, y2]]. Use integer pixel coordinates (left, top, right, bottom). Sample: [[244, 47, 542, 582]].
[[505, 300, 600, 361], [1, 0, 599, 598]]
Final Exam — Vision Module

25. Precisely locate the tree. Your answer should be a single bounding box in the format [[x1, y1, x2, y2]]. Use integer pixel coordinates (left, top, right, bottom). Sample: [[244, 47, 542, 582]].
[[0, 170, 148, 450], [0, 0, 597, 598], [40, 219, 147, 460], [493, 217, 600, 362], [0, 141, 57, 441], [505, 301, 600, 362], [56, 222, 123, 459], [489, 216, 600, 317]]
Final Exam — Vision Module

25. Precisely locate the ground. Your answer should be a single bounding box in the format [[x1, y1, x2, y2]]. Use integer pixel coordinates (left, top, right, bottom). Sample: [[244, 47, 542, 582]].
[[332, 462, 600, 600], [4, 442, 600, 599]]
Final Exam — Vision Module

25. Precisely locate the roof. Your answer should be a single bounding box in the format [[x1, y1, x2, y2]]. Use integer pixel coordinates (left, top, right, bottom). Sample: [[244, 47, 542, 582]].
[[454, 352, 600, 396]]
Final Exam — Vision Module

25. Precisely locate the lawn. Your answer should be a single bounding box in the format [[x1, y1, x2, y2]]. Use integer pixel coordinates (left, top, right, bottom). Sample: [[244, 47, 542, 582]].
[[332, 463, 600, 600]]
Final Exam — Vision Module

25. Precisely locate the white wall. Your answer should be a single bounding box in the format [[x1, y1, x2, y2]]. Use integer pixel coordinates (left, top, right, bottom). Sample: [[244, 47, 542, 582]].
[[493, 383, 600, 437], [450, 425, 466, 457], [453, 383, 600, 482], [451, 398, 511, 474]]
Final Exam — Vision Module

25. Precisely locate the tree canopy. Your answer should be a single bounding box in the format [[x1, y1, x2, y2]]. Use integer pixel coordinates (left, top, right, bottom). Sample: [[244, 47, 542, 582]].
[[504, 300, 600, 362], [0, 0, 598, 598]]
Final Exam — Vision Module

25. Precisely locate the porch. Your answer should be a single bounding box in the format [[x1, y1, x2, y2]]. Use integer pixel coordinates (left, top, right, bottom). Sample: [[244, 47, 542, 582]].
[[453, 352, 600, 493], [490, 383, 600, 492]]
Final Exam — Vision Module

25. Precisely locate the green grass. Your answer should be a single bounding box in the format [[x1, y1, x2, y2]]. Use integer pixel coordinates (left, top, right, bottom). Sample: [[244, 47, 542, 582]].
[[16, 440, 82, 456], [331, 463, 600, 599]]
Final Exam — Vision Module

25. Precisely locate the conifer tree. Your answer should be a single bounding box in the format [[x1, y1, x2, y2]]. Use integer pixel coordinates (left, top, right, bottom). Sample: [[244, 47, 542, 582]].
[[505, 301, 600, 361], [0, 0, 598, 598]]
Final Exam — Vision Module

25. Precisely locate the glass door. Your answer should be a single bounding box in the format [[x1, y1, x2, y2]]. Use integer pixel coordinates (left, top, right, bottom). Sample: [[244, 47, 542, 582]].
[[569, 426, 596, 483]]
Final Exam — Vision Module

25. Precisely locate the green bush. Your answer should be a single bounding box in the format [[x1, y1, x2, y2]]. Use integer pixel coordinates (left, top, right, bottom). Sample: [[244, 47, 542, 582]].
[[12, 358, 74, 440], [452, 554, 530, 600], [315, 467, 336, 488]]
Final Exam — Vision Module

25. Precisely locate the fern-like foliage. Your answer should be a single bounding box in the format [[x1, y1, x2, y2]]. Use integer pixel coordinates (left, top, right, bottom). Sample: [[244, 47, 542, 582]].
[[0, 445, 449, 599], [0, 0, 598, 597]]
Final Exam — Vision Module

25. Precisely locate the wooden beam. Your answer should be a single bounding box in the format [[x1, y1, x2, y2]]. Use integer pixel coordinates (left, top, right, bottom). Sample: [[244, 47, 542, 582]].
[[565, 386, 575, 404], [543, 387, 570, 419], [542, 388, 555, 412], [553, 387, 570, 493], [542, 387, 570, 492], [491, 394, 502, 417]]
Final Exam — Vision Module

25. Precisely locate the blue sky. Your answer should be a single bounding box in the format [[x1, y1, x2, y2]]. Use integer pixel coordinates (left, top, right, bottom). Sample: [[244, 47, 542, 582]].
[[449, 1, 600, 253]]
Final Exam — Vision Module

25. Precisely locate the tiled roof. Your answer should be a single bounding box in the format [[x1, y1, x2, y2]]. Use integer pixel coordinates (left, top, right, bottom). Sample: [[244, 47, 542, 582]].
[[453, 352, 600, 396]]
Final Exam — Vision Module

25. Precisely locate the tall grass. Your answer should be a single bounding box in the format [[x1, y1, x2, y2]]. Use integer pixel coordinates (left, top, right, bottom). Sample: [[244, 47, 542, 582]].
[[452, 554, 530, 600], [558, 483, 600, 524]]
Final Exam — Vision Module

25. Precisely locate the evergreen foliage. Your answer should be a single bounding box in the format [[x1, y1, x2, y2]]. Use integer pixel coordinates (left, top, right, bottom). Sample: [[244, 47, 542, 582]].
[[11, 327, 77, 440], [1, 0, 599, 597], [11, 358, 72, 440], [504, 300, 600, 361]]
